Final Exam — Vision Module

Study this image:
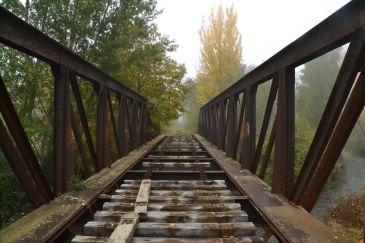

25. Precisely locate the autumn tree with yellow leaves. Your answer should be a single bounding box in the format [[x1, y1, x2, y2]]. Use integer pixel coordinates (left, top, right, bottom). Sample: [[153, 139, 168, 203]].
[[196, 4, 244, 106]]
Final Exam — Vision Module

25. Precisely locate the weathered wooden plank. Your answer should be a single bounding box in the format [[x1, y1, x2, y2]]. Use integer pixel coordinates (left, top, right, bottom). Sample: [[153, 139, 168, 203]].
[[111, 195, 247, 204], [123, 180, 226, 185], [146, 211, 248, 223], [134, 222, 255, 238], [142, 162, 210, 169], [147, 156, 207, 159], [108, 212, 139, 243], [110, 195, 136, 202], [72, 236, 108, 243], [103, 202, 135, 211], [94, 211, 129, 222], [114, 189, 139, 196], [153, 149, 203, 152], [134, 179, 151, 217], [94, 211, 248, 223], [142, 157, 214, 162], [195, 134, 343, 243], [103, 203, 241, 212], [149, 190, 235, 197], [84, 221, 119, 236], [131, 237, 263, 243], [121, 184, 226, 191]]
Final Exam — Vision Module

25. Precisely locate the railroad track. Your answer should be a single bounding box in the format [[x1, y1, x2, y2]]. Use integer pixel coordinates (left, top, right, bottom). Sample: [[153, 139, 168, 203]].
[[72, 136, 263, 242]]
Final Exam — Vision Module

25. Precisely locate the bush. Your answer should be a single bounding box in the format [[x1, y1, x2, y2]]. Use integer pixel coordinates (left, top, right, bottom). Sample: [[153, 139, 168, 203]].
[[325, 189, 365, 242], [0, 171, 32, 229]]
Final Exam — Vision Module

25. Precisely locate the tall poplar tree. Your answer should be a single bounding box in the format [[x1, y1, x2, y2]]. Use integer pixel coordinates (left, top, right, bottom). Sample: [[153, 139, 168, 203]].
[[196, 4, 243, 106]]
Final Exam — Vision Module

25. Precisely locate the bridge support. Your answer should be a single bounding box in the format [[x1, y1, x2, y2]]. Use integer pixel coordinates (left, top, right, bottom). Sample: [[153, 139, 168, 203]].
[[272, 69, 295, 197], [240, 86, 257, 172], [52, 65, 73, 194]]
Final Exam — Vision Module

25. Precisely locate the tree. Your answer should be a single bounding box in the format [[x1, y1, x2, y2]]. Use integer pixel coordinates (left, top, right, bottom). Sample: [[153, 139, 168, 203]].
[[296, 48, 342, 128], [195, 4, 243, 106], [0, 0, 187, 227]]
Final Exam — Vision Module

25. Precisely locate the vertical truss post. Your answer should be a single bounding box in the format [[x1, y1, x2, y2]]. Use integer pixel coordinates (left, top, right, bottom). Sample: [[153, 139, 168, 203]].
[[118, 96, 129, 156], [240, 86, 257, 171], [140, 104, 146, 145], [272, 68, 295, 197], [52, 65, 73, 194], [211, 105, 218, 146], [130, 100, 138, 150], [135, 103, 142, 147], [217, 101, 226, 150], [96, 85, 110, 169], [206, 108, 212, 142], [226, 95, 237, 158], [108, 91, 121, 158]]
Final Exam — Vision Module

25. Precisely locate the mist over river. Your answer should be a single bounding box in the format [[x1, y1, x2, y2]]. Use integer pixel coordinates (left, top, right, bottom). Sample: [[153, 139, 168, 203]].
[[312, 151, 365, 220]]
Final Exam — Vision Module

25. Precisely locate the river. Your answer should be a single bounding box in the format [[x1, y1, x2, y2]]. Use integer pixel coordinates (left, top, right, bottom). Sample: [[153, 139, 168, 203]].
[[311, 151, 365, 220]]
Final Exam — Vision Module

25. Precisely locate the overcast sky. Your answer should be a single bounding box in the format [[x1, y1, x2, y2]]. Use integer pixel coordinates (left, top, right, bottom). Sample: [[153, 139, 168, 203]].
[[155, 0, 350, 78]]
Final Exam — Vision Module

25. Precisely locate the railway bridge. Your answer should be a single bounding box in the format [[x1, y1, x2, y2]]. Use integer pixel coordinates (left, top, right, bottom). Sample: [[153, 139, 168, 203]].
[[0, 0, 364, 242]]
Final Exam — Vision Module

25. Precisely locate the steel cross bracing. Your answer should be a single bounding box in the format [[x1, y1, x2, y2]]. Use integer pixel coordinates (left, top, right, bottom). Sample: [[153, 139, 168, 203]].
[[0, 0, 364, 242], [0, 5, 150, 203], [199, 0, 365, 211]]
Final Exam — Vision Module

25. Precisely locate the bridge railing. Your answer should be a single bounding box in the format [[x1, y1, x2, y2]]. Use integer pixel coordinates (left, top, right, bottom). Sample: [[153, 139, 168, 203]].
[[199, 0, 365, 211], [0, 7, 151, 207]]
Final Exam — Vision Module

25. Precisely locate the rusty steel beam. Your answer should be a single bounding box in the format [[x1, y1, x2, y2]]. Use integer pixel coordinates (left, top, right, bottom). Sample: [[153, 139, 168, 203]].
[[140, 104, 147, 145], [0, 76, 53, 201], [135, 103, 142, 148], [107, 91, 121, 158], [96, 85, 110, 169], [70, 76, 98, 171], [258, 119, 276, 180], [253, 79, 278, 173], [233, 93, 245, 160], [0, 119, 43, 207], [129, 100, 138, 149], [70, 105, 90, 176], [226, 95, 237, 158], [272, 68, 295, 197], [52, 65, 73, 194], [239, 86, 257, 171], [118, 96, 130, 156], [217, 101, 226, 150], [206, 108, 212, 141], [211, 105, 218, 145], [292, 28, 365, 203], [0, 7, 145, 104], [200, 0, 365, 110], [302, 73, 365, 211]]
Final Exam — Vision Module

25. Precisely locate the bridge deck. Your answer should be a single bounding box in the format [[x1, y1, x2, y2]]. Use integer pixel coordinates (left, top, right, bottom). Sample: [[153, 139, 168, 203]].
[[0, 136, 343, 242], [72, 136, 262, 242]]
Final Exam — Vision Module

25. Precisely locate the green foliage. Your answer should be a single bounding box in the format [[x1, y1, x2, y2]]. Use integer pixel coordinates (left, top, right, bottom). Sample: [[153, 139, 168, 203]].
[[0, 0, 187, 228], [0, 162, 32, 228], [325, 190, 365, 242]]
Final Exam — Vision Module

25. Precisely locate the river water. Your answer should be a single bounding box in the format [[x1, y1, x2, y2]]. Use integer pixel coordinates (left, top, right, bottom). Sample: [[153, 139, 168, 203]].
[[311, 151, 365, 220]]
